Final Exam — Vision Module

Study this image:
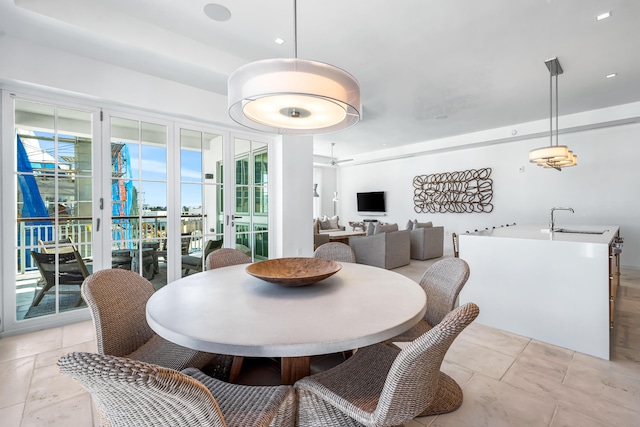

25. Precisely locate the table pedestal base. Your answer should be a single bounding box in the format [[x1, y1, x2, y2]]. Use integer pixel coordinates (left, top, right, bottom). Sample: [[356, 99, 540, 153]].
[[281, 356, 310, 385], [228, 356, 245, 383], [228, 356, 311, 385]]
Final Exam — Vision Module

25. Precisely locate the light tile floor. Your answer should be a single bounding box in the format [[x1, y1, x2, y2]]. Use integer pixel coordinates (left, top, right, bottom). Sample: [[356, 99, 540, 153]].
[[1, 259, 639, 426]]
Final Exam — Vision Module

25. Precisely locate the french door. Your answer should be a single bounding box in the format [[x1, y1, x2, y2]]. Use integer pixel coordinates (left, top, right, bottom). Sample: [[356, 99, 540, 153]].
[[178, 127, 225, 277], [3, 94, 101, 331], [176, 128, 272, 275]]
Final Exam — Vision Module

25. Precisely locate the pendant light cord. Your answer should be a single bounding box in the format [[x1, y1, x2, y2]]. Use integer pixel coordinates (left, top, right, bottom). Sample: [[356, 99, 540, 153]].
[[555, 68, 559, 147], [549, 70, 553, 147], [293, 0, 298, 59], [549, 66, 560, 147]]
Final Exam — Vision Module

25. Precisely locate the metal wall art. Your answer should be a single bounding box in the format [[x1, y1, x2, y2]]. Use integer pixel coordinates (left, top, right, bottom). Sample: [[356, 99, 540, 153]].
[[413, 168, 494, 213]]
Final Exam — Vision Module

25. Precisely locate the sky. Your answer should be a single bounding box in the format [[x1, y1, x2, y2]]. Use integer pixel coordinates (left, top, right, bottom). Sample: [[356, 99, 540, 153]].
[[26, 133, 206, 209]]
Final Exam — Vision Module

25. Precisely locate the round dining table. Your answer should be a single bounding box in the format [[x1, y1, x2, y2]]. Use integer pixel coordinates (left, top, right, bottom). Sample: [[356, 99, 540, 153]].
[[146, 260, 427, 384]]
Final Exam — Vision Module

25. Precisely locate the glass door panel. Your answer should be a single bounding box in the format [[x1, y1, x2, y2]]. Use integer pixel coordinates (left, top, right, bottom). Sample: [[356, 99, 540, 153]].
[[233, 138, 269, 261], [110, 117, 167, 287], [253, 142, 269, 260], [180, 129, 224, 276], [14, 99, 94, 320]]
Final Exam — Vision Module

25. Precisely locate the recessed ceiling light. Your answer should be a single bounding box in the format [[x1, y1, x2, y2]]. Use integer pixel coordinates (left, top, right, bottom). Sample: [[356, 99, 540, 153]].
[[203, 3, 231, 22], [275, 38, 285, 45], [606, 73, 618, 79], [596, 11, 612, 21]]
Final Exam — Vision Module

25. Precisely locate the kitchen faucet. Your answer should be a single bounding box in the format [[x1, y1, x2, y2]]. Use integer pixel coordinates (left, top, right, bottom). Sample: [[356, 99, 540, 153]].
[[549, 207, 574, 231]]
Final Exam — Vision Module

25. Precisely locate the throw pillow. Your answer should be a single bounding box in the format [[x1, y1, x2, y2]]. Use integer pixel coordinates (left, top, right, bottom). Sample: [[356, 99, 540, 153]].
[[366, 222, 375, 236], [412, 220, 433, 229], [405, 219, 414, 230], [374, 223, 399, 234], [328, 215, 339, 229], [320, 218, 331, 230]]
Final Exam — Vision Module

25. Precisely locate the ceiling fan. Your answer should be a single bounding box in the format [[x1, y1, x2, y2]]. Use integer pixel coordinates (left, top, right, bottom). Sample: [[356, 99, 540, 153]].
[[328, 143, 353, 166]]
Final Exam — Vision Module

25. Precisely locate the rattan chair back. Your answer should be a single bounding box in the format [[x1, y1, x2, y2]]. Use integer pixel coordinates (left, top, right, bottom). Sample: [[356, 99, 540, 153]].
[[58, 352, 228, 427], [313, 242, 356, 263], [59, 352, 296, 427], [81, 269, 156, 357], [374, 302, 478, 425], [294, 303, 479, 426], [205, 248, 251, 270], [420, 258, 470, 326]]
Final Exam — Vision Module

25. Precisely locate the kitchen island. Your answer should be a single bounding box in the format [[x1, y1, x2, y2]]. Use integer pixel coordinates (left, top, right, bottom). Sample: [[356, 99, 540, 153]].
[[458, 225, 621, 360]]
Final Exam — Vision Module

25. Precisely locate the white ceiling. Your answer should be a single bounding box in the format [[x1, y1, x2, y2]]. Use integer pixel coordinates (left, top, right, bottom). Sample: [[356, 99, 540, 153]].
[[2, 0, 640, 160]]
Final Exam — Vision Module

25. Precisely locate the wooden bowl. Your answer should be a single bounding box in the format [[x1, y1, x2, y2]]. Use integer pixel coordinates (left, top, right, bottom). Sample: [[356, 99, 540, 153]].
[[245, 257, 342, 286]]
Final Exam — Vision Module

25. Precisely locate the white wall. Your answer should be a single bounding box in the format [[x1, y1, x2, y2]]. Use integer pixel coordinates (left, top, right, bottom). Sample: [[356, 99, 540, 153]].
[[312, 166, 338, 218], [337, 122, 640, 269]]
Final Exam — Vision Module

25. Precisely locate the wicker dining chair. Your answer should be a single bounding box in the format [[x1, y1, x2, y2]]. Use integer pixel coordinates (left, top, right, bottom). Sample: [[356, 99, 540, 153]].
[[313, 242, 356, 263], [58, 352, 296, 427], [205, 248, 252, 270], [386, 257, 470, 346], [81, 268, 226, 371], [295, 303, 480, 426]]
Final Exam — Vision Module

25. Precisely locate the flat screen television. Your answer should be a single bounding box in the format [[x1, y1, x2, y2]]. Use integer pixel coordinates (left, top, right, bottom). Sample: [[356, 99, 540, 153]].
[[357, 191, 386, 213]]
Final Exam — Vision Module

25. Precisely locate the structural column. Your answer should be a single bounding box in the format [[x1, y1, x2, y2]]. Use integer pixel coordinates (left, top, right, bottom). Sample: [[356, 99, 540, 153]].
[[272, 135, 314, 258]]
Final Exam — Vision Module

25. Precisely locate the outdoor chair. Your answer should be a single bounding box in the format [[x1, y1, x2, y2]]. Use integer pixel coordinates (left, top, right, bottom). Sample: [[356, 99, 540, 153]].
[[386, 257, 470, 346], [182, 238, 223, 276], [205, 248, 251, 271], [295, 303, 480, 426], [156, 234, 194, 265], [313, 242, 356, 263], [30, 250, 88, 307], [81, 268, 226, 371], [39, 237, 92, 275], [39, 237, 77, 254], [58, 351, 296, 427]]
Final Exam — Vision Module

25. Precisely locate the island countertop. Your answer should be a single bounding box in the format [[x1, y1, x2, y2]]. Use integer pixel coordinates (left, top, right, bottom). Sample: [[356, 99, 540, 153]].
[[463, 224, 619, 245]]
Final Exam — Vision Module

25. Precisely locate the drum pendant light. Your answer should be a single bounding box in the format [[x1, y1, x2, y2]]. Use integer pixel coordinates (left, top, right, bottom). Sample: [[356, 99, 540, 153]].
[[227, 0, 361, 135]]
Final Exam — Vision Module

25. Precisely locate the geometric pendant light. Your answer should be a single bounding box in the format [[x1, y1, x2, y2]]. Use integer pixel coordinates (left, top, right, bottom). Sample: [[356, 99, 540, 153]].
[[529, 57, 577, 171], [228, 0, 361, 135]]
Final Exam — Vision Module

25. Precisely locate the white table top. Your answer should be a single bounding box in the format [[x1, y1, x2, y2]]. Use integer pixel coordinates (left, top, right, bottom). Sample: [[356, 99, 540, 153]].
[[146, 261, 426, 358]]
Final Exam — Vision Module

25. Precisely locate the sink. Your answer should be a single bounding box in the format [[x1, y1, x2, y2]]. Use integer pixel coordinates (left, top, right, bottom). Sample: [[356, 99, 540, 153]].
[[553, 228, 606, 235]]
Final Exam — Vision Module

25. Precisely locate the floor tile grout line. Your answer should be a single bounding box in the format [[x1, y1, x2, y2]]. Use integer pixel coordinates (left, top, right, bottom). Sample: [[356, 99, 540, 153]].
[[21, 355, 36, 424], [560, 351, 575, 385], [546, 404, 560, 427], [455, 329, 531, 360], [496, 337, 531, 383]]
